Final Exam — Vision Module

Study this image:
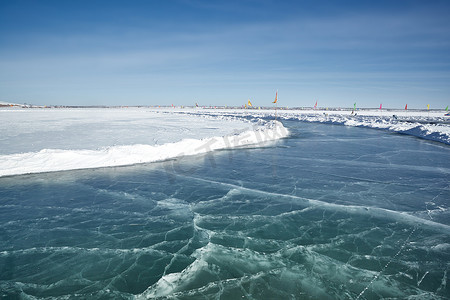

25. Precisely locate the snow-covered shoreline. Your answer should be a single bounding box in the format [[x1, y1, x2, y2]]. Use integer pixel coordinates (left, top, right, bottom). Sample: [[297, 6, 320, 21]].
[[0, 108, 288, 177], [1, 106, 448, 177], [194, 108, 450, 144]]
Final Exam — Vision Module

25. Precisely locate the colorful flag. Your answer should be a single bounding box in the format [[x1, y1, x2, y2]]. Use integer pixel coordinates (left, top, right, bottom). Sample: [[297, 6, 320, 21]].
[[353, 102, 356, 110], [446, 106, 448, 111], [427, 104, 430, 110], [273, 91, 278, 103], [379, 103, 382, 109], [248, 99, 252, 107], [314, 100, 317, 109], [405, 104, 408, 110]]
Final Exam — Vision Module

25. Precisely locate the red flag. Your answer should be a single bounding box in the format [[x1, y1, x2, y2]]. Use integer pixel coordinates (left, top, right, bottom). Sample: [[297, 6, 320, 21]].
[[405, 104, 408, 110], [273, 91, 278, 103], [379, 103, 382, 109]]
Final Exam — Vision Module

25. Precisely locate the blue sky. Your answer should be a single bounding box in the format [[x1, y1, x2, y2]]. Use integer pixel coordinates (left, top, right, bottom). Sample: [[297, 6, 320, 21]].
[[1, 0, 449, 108]]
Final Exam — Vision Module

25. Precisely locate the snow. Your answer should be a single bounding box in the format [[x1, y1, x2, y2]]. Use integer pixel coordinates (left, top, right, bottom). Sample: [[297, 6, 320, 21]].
[[193, 108, 450, 144], [0, 107, 288, 177]]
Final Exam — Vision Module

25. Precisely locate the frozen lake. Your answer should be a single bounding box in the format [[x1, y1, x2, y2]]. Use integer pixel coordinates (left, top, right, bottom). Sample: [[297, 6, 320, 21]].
[[0, 108, 449, 299]]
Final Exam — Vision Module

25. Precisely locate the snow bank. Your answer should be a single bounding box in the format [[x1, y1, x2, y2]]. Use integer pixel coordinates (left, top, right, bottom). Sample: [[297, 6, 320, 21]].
[[0, 119, 288, 177]]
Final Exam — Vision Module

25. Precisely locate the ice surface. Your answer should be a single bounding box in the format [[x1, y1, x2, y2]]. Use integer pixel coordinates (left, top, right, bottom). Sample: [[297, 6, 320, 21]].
[[0, 107, 449, 299]]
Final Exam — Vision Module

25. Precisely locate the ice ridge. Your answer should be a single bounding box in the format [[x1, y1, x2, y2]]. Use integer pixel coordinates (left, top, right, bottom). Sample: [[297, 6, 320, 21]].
[[0, 120, 288, 177]]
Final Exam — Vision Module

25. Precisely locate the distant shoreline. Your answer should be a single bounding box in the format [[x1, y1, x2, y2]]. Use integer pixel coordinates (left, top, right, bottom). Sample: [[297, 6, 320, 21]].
[[0, 103, 447, 112]]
